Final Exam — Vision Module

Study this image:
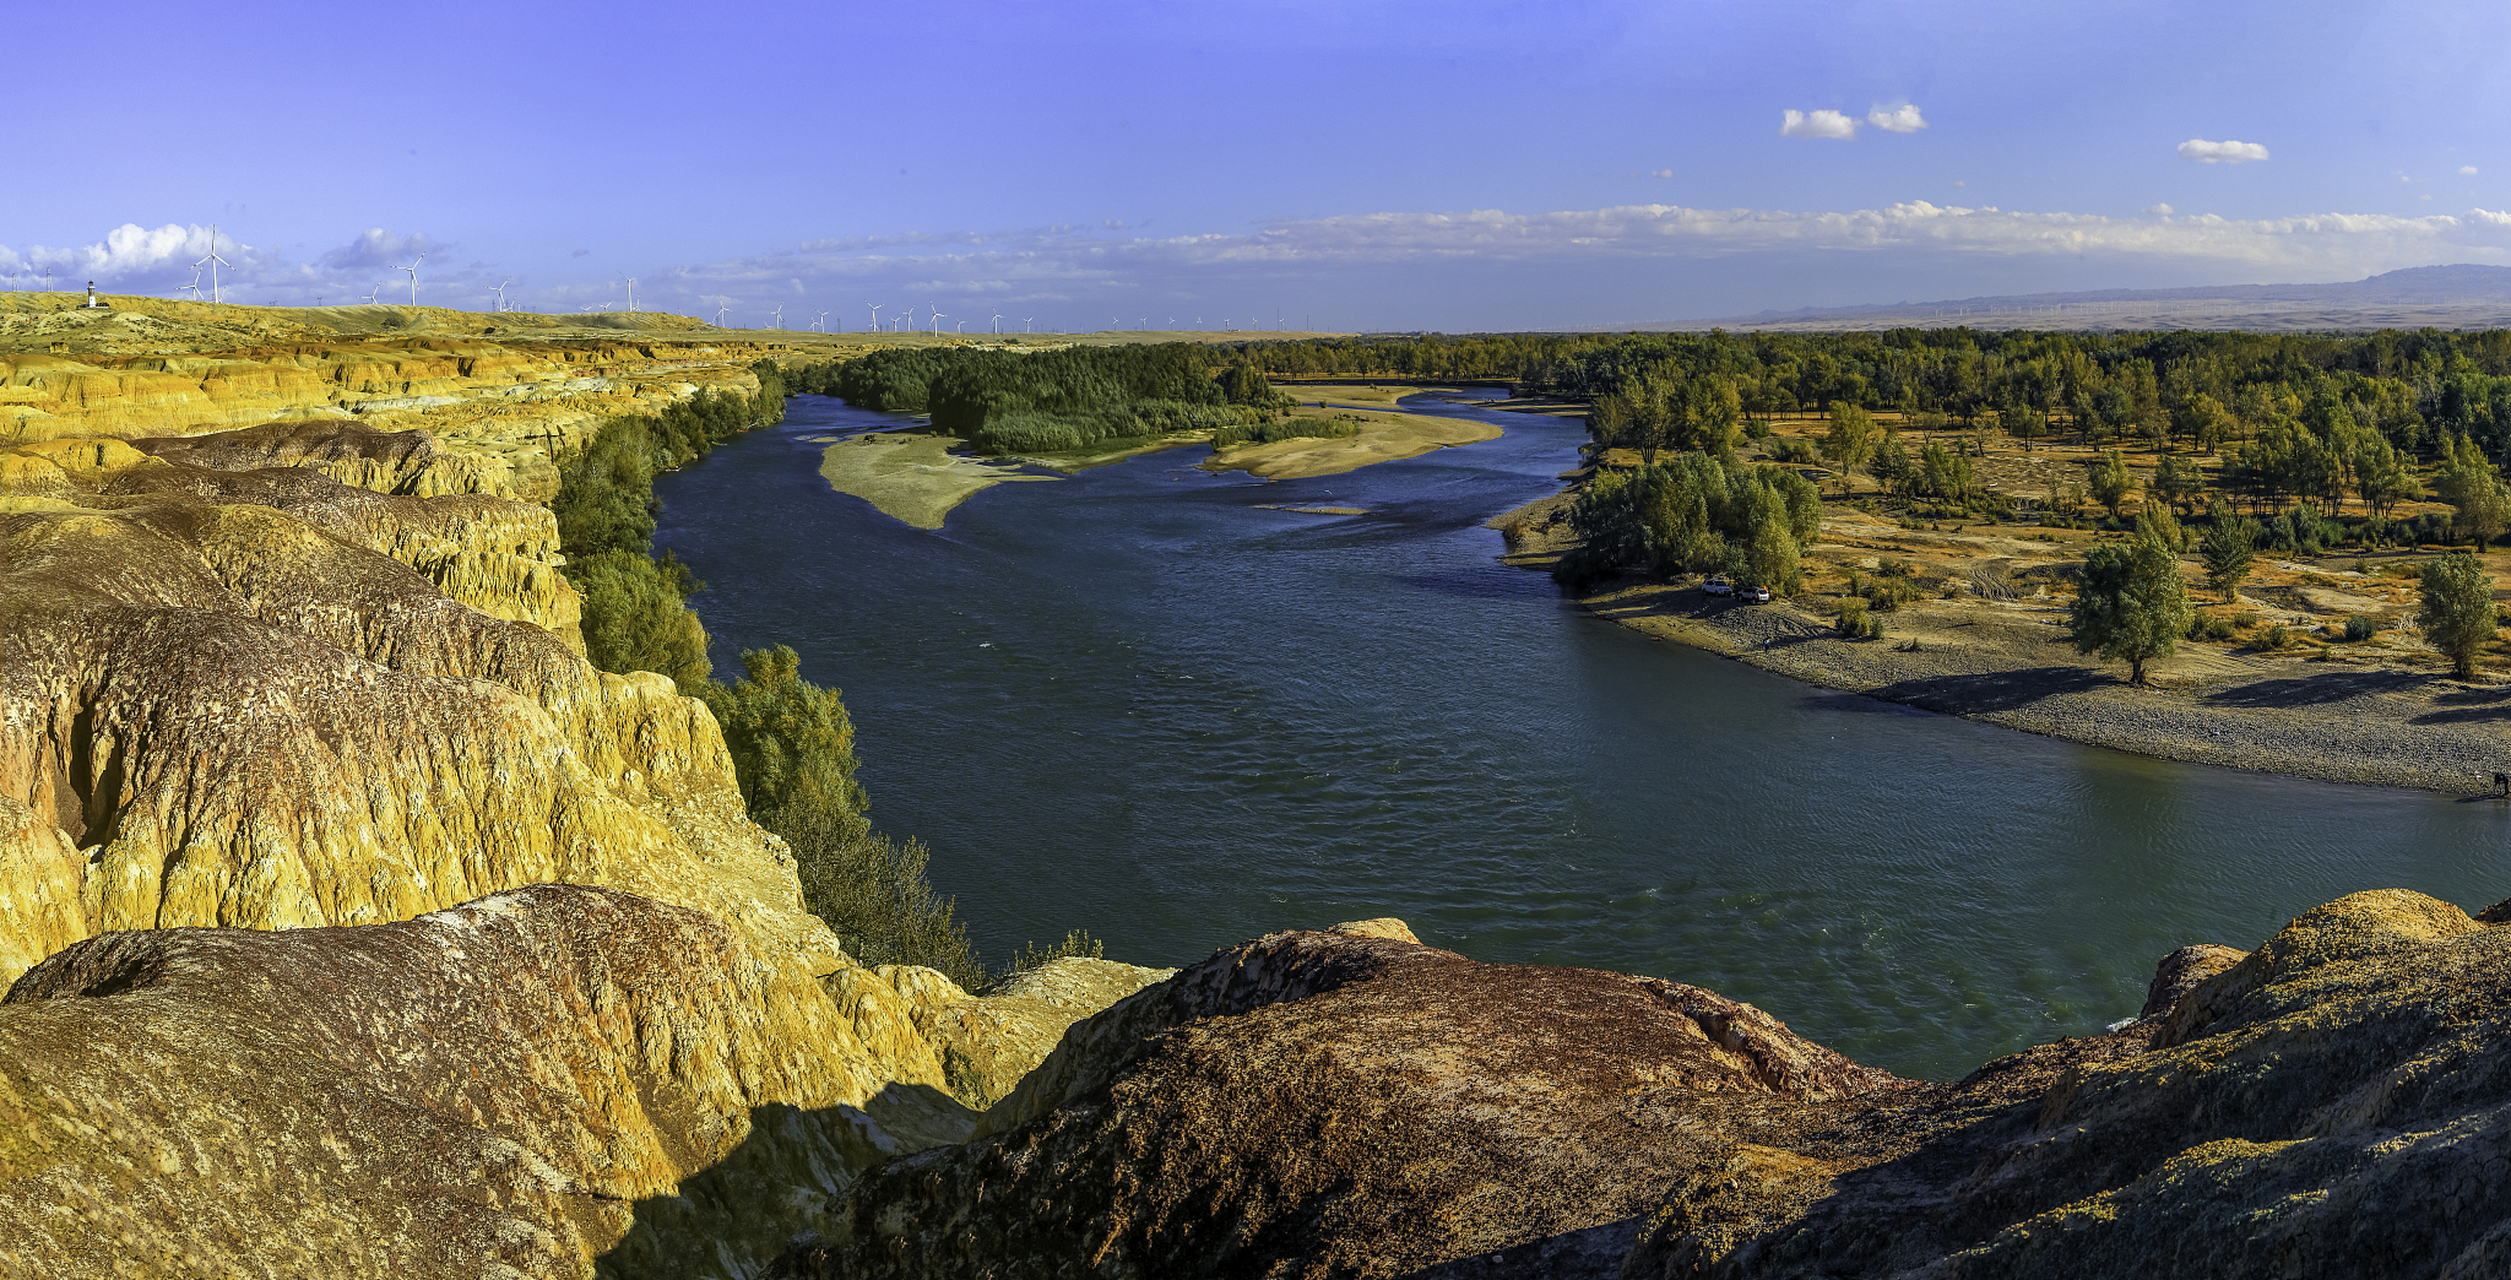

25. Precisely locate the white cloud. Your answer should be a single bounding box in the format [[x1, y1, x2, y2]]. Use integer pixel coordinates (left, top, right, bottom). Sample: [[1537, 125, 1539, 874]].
[[1649, 168, 1673, 179], [646, 202, 2511, 320], [2178, 138, 2270, 164], [0, 222, 486, 305], [1868, 104, 1927, 133], [320, 228, 449, 272], [2462, 165, 2481, 175], [1781, 109, 1859, 140], [2147, 203, 2175, 216]]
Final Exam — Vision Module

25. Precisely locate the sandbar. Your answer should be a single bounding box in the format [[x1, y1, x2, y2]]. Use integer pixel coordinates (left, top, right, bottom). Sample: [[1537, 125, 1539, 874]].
[[817, 431, 1058, 529], [1204, 409, 1501, 481]]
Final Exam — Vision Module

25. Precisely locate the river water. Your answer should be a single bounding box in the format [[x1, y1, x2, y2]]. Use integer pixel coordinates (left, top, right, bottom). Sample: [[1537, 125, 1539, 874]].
[[655, 389, 2508, 1079]]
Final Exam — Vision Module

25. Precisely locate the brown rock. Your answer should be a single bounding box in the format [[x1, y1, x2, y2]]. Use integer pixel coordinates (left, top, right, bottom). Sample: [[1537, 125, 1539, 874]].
[[2135, 941, 2249, 1020], [1325, 914, 1419, 943], [795, 927, 1908, 1279]]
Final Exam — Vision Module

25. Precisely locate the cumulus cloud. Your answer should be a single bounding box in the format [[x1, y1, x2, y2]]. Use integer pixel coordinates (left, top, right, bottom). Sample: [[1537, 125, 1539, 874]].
[[320, 228, 448, 271], [1868, 104, 1927, 133], [0, 222, 488, 305], [1781, 109, 1859, 140], [2146, 203, 2175, 216], [2463, 165, 2481, 175], [2178, 138, 2270, 164]]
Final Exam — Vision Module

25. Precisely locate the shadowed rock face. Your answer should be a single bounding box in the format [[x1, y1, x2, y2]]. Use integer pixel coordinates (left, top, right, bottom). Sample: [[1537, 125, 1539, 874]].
[[0, 885, 885, 1278], [789, 928, 1910, 1279], [793, 892, 2511, 1280]]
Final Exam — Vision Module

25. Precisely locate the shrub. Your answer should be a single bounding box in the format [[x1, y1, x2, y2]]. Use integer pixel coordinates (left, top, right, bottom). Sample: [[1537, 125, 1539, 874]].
[[699, 645, 869, 826], [1837, 599, 1885, 640], [1743, 417, 1773, 441], [2260, 625, 2296, 651], [2189, 613, 2237, 641], [573, 549, 712, 688], [2343, 615, 2378, 642], [773, 794, 983, 991], [994, 930, 1106, 989], [2233, 610, 2260, 629]]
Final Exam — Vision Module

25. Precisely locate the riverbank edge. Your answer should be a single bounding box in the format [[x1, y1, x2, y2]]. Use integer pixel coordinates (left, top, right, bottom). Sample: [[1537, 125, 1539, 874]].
[[1487, 476, 2511, 800]]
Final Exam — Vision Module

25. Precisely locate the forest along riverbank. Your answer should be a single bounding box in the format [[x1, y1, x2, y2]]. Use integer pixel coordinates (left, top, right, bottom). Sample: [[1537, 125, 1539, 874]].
[[1491, 472, 2511, 797]]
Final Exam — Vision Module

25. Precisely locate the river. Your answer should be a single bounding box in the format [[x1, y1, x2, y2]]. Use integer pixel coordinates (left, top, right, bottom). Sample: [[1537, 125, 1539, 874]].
[[654, 389, 2507, 1080]]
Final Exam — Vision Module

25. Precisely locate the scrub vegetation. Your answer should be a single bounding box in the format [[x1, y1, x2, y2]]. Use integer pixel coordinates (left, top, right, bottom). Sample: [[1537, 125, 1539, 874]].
[[550, 357, 988, 985]]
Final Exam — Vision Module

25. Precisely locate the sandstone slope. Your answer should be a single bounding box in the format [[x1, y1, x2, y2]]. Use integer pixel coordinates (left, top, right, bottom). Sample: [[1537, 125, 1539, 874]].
[[0, 884, 910, 1278]]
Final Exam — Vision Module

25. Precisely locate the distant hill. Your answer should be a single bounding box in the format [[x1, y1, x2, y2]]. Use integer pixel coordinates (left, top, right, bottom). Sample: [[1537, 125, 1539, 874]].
[[1626, 264, 2511, 333]]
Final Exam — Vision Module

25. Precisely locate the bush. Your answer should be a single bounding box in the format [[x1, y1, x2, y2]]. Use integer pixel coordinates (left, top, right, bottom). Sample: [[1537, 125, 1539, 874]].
[[573, 549, 712, 688], [1837, 599, 1885, 640], [994, 930, 1106, 988], [2343, 615, 2378, 642], [1744, 417, 1774, 441], [2233, 610, 2260, 629], [2260, 625, 2297, 651], [2189, 613, 2237, 641], [772, 794, 983, 991], [699, 645, 869, 826], [1767, 436, 1821, 465]]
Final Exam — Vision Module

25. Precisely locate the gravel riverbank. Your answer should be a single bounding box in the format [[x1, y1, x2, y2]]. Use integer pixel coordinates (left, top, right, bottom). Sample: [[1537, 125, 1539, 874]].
[[1492, 497, 2511, 797]]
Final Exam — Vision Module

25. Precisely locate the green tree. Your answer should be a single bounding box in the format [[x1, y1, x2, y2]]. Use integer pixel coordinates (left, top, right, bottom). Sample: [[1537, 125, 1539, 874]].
[[700, 645, 870, 828], [2435, 433, 2511, 546], [1746, 512, 1801, 593], [2199, 505, 2260, 602], [1821, 400, 1879, 493], [2070, 521, 2193, 685], [2173, 392, 2233, 454], [2418, 551, 2497, 679], [573, 550, 712, 690], [2151, 454, 2204, 514], [1999, 401, 2047, 451], [2089, 449, 2136, 520]]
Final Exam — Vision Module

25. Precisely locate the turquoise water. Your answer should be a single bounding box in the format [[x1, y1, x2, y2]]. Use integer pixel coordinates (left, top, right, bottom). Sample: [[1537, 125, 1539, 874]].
[[655, 390, 2509, 1079]]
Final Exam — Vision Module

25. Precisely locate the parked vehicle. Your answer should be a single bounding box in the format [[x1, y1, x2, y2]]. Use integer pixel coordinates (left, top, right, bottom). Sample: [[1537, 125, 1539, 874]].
[[1737, 584, 1772, 603], [1702, 576, 1734, 596]]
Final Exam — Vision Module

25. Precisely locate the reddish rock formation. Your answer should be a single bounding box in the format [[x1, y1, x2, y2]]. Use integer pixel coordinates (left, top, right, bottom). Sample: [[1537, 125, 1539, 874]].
[[791, 926, 1908, 1279]]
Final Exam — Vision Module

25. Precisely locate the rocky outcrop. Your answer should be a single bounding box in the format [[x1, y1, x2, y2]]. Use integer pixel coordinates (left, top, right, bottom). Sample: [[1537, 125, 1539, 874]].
[[796, 892, 2511, 1280], [794, 926, 1907, 1279], [0, 884, 926, 1278]]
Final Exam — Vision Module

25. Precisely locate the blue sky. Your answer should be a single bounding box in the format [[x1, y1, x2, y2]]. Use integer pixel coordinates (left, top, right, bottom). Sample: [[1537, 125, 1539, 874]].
[[8, 0, 2510, 329]]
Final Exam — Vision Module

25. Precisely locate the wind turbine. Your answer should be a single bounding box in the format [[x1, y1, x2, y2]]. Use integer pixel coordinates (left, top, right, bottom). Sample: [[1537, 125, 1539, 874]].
[[956, 319, 967, 333], [493, 278, 513, 311], [930, 304, 944, 335], [1023, 317, 1034, 333], [867, 302, 883, 332], [178, 263, 203, 302], [362, 283, 383, 304], [714, 303, 729, 327], [194, 226, 231, 304], [814, 309, 829, 332], [991, 311, 1002, 334], [394, 252, 425, 305], [622, 276, 638, 312]]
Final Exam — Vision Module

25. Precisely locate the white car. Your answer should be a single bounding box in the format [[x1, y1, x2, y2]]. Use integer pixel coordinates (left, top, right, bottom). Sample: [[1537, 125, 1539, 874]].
[[1702, 576, 1734, 596]]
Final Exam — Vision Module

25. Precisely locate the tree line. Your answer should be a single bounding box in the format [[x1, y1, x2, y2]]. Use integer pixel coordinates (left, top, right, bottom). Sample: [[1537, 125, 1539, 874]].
[[828, 343, 1292, 453]]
